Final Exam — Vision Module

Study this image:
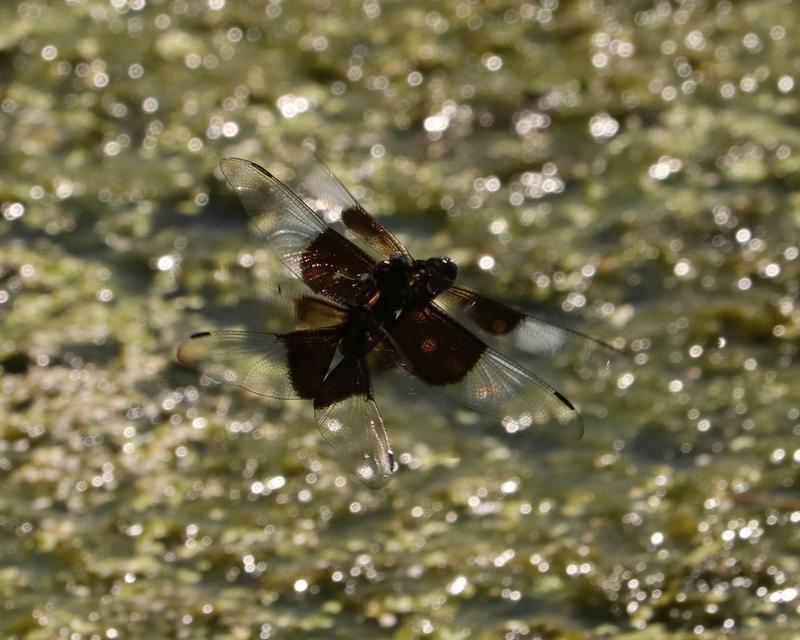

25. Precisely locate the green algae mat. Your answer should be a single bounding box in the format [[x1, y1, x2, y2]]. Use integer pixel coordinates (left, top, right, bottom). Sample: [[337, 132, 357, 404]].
[[1, 1, 799, 638]]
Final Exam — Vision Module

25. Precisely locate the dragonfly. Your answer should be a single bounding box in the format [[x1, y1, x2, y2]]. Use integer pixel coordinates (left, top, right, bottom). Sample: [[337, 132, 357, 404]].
[[177, 155, 622, 488]]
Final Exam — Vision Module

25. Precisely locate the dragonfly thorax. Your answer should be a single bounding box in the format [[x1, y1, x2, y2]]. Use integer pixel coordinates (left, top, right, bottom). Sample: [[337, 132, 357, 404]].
[[371, 254, 458, 315]]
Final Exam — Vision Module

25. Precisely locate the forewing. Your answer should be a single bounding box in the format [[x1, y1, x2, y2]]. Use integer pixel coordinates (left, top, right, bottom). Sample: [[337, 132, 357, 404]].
[[385, 305, 582, 438], [294, 153, 411, 259], [177, 329, 340, 400], [314, 354, 395, 489], [436, 286, 622, 374], [220, 157, 377, 305]]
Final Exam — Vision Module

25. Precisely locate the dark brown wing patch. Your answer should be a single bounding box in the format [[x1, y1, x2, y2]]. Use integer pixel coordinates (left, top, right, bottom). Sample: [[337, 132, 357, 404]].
[[280, 328, 342, 399], [299, 227, 376, 305], [341, 205, 410, 259], [447, 287, 525, 335], [387, 305, 485, 386]]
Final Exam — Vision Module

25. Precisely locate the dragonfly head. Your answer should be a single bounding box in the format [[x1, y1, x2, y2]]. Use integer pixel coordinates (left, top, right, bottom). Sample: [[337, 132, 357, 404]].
[[425, 256, 457, 282], [422, 257, 458, 297]]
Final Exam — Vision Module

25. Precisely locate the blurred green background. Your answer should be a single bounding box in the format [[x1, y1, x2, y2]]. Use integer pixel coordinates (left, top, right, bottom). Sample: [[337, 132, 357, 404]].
[[1, 0, 799, 638]]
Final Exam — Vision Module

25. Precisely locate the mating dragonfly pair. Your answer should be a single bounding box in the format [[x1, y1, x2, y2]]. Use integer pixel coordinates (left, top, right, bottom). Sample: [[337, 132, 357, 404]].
[[178, 155, 621, 488]]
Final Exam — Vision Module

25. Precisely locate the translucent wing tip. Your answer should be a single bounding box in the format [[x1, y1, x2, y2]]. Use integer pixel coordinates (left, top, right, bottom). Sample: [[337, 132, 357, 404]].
[[176, 334, 205, 368], [552, 390, 584, 440], [354, 454, 395, 489], [569, 412, 585, 441], [219, 156, 249, 183], [220, 156, 249, 172], [500, 404, 584, 440]]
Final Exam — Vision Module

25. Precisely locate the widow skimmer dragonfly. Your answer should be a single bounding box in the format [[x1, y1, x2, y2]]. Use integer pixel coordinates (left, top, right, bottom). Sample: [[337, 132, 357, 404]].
[[178, 155, 621, 488]]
